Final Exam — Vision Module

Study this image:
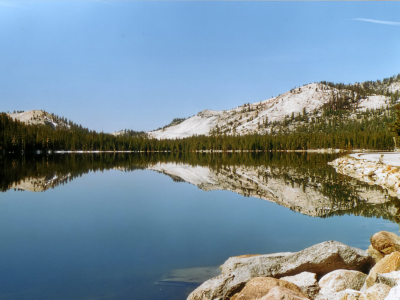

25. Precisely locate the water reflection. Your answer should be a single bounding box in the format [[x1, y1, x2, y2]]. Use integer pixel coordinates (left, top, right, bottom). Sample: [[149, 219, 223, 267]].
[[2, 152, 400, 223]]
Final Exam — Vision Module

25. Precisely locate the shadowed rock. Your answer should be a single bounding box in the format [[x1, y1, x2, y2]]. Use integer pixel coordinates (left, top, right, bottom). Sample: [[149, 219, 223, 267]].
[[367, 245, 384, 264]]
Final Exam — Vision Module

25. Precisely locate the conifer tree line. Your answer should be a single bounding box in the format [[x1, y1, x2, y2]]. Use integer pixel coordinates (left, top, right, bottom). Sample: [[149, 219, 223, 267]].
[[2, 75, 400, 153], [0, 110, 396, 153]]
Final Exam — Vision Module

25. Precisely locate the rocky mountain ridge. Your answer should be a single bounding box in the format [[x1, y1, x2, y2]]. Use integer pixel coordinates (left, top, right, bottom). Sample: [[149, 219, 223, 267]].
[[7, 110, 70, 129], [149, 80, 400, 140]]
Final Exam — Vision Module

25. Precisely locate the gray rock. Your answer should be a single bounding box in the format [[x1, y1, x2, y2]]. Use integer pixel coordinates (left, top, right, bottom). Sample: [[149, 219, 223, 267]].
[[359, 283, 391, 300], [385, 285, 400, 300], [319, 270, 367, 294], [187, 241, 373, 300], [375, 271, 400, 288], [314, 289, 361, 300], [281, 272, 320, 299]]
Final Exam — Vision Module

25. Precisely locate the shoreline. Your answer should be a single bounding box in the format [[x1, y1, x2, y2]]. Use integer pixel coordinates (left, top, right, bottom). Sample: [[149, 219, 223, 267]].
[[15, 148, 346, 155], [5, 148, 398, 155], [328, 152, 400, 198], [187, 231, 400, 300]]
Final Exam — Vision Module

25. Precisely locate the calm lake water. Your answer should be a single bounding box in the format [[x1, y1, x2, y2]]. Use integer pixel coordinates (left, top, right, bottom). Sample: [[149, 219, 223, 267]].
[[1, 153, 400, 300]]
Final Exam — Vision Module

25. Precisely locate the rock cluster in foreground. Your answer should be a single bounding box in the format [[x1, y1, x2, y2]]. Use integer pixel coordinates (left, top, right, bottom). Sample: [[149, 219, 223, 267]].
[[187, 231, 400, 300], [328, 155, 400, 198]]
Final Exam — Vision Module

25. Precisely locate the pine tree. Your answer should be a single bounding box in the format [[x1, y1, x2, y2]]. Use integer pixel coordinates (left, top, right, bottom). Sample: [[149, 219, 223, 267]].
[[388, 104, 400, 136]]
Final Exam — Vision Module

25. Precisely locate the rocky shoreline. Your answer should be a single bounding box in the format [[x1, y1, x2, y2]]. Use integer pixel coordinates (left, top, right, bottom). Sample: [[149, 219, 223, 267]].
[[187, 231, 400, 300], [328, 153, 400, 198]]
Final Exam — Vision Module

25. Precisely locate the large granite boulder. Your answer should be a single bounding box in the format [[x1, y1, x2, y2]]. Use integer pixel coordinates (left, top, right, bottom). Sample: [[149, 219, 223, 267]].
[[361, 252, 400, 291], [359, 283, 391, 300], [318, 270, 367, 294], [370, 231, 400, 255], [314, 289, 361, 300], [281, 272, 320, 299], [230, 277, 305, 300], [187, 241, 373, 300], [260, 286, 310, 300]]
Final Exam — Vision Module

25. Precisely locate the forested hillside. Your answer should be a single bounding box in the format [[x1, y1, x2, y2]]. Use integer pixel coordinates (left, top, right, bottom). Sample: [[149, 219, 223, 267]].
[[1, 74, 400, 153]]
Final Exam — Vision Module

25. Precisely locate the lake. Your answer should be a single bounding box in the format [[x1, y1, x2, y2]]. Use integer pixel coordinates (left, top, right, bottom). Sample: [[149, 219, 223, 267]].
[[1, 152, 399, 300]]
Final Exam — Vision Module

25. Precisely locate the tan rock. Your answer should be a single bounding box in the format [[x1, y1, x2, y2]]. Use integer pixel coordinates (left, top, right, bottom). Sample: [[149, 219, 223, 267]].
[[367, 245, 383, 264], [362, 252, 400, 291], [370, 231, 400, 255], [260, 286, 310, 300], [319, 270, 367, 294], [359, 283, 391, 300], [231, 277, 305, 300]]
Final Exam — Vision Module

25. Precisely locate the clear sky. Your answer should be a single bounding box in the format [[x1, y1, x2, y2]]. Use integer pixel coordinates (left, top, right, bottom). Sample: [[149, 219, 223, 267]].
[[1, 1, 400, 133]]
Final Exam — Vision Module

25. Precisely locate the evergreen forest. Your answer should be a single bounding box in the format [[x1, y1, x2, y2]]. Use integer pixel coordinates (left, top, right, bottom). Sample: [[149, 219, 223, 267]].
[[2, 75, 400, 154]]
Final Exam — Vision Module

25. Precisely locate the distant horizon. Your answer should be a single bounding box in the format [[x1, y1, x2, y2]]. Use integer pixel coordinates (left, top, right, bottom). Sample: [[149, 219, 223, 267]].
[[2, 1, 400, 132]]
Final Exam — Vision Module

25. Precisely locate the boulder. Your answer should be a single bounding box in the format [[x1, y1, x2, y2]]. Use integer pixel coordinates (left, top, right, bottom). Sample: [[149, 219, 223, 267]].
[[230, 277, 305, 300], [220, 252, 293, 275], [318, 270, 367, 294], [260, 286, 310, 300], [359, 283, 391, 300], [281, 272, 320, 299], [188, 241, 373, 300], [221, 241, 373, 276], [370, 231, 400, 255], [385, 285, 400, 300], [375, 271, 400, 287], [361, 252, 400, 291], [366, 245, 383, 264], [314, 289, 361, 300]]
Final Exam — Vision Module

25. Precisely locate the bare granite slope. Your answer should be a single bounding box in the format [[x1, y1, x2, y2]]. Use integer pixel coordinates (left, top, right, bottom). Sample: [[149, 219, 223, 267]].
[[149, 82, 390, 139]]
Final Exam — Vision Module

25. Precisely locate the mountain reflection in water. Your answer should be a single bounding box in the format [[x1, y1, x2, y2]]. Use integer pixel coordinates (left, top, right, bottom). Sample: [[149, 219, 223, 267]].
[[2, 152, 400, 223]]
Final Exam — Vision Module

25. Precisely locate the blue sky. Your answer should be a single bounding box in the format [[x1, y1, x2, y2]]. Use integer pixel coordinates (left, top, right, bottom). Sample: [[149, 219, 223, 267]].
[[1, 1, 400, 132]]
